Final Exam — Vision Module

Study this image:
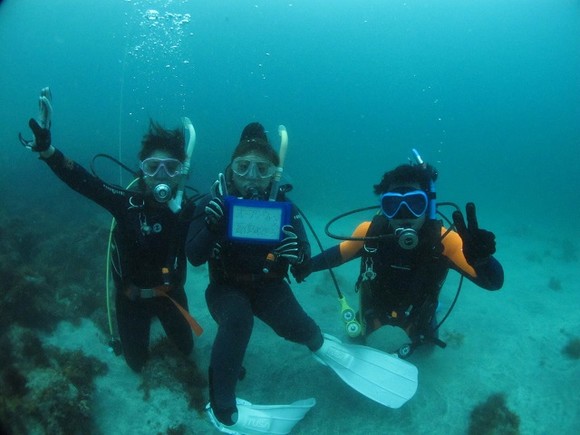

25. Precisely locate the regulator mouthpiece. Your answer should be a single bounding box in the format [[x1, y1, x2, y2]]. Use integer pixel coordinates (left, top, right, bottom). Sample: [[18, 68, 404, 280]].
[[153, 183, 172, 203], [246, 186, 259, 199], [395, 227, 419, 250]]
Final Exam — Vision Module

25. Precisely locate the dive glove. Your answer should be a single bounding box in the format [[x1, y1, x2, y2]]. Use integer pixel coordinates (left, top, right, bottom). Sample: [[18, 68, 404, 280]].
[[273, 225, 303, 265], [452, 202, 496, 266], [205, 174, 228, 233], [19, 87, 52, 152], [205, 197, 226, 233], [291, 259, 312, 283]]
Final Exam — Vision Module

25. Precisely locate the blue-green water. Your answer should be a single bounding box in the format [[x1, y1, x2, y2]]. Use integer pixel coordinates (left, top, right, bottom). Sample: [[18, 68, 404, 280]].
[[2, 0, 579, 222], [1, 1, 579, 434]]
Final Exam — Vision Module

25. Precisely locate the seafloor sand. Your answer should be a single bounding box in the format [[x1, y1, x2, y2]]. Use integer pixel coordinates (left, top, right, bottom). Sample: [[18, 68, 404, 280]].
[[41, 215, 579, 435]]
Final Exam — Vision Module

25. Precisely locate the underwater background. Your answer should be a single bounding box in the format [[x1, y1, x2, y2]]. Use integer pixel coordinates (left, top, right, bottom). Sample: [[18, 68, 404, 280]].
[[1, 1, 579, 434]]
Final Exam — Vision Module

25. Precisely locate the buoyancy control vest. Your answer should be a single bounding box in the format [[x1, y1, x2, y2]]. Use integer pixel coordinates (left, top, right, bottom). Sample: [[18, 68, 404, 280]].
[[355, 214, 448, 324]]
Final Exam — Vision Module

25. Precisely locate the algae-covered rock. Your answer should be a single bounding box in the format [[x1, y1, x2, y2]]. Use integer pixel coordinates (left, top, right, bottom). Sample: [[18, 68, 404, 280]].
[[0, 325, 108, 435], [468, 392, 520, 435]]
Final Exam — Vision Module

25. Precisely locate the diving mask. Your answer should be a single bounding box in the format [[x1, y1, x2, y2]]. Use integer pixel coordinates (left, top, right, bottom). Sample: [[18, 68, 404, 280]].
[[141, 157, 184, 178], [381, 190, 428, 219], [231, 157, 276, 179]]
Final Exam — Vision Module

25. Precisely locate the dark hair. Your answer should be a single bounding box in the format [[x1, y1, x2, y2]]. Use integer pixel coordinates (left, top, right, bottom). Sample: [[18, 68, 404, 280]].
[[373, 163, 438, 195], [230, 122, 279, 166], [138, 120, 186, 161]]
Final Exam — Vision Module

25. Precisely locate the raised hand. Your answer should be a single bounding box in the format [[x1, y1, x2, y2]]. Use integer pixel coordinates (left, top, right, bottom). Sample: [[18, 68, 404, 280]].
[[19, 87, 53, 152], [37, 87, 53, 129], [205, 173, 228, 233], [452, 202, 496, 266]]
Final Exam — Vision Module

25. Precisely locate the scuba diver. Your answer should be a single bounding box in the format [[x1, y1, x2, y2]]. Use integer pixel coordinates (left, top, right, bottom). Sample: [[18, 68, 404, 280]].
[[292, 151, 504, 358], [19, 87, 201, 373], [186, 123, 419, 435]]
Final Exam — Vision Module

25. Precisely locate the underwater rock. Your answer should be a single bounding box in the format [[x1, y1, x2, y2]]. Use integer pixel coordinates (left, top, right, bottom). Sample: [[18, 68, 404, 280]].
[[468, 392, 520, 435], [139, 338, 208, 412], [0, 325, 108, 434], [562, 337, 580, 360], [0, 211, 107, 333]]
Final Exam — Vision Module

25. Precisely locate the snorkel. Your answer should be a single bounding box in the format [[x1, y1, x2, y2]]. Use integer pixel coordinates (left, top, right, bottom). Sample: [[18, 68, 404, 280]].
[[262, 125, 289, 273], [169, 117, 196, 213], [268, 125, 288, 201], [411, 148, 437, 220]]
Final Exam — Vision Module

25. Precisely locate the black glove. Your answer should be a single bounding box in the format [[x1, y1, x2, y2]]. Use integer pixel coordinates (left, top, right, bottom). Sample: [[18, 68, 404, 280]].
[[262, 225, 303, 274], [205, 196, 226, 233], [205, 175, 228, 233], [19, 87, 52, 152], [291, 259, 312, 283], [452, 202, 496, 266], [273, 225, 302, 265]]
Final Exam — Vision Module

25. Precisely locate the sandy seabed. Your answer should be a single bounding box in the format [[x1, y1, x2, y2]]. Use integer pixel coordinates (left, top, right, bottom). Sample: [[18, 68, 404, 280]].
[[38, 213, 580, 435]]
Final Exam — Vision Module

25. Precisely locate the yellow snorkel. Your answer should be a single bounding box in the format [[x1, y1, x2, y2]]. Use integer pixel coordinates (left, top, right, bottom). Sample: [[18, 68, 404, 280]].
[[169, 116, 196, 213], [262, 125, 290, 272], [269, 125, 288, 201]]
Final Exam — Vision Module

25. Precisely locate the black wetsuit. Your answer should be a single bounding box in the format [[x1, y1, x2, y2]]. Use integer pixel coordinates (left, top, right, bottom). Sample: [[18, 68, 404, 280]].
[[186, 193, 322, 425], [43, 149, 194, 372]]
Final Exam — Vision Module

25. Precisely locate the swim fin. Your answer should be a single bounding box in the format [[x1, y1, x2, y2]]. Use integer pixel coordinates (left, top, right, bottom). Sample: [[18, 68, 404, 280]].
[[314, 333, 418, 408], [206, 397, 316, 435]]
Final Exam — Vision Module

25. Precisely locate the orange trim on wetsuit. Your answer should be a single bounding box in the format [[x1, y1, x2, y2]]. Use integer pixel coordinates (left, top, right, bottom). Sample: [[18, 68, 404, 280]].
[[338, 221, 371, 261], [338, 222, 477, 278], [440, 227, 476, 278]]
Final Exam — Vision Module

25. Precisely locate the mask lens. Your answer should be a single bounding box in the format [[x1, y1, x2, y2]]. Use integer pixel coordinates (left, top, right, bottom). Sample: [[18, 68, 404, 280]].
[[162, 159, 183, 177], [381, 193, 404, 218], [232, 159, 251, 176], [141, 159, 161, 176], [256, 161, 275, 178], [404, 191, 428, 216]]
